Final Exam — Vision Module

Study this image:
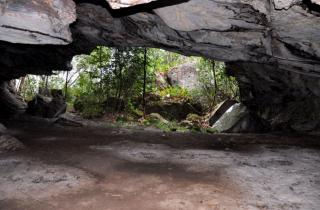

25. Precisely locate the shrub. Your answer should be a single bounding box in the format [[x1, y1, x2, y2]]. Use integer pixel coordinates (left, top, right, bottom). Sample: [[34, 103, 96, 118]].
[[74, 95, 105, 118], [158, 87, 190, 101]]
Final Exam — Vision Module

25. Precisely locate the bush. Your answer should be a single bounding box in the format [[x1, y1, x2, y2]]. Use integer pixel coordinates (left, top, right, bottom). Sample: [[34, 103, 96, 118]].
[[158, 87, 190, 101], [74, 95, 105, 118], [143, 114, 188, 132]]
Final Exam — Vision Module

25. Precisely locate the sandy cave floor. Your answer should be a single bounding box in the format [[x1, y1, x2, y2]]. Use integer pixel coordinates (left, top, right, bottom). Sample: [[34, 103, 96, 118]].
[[0, 123, 320, 210]]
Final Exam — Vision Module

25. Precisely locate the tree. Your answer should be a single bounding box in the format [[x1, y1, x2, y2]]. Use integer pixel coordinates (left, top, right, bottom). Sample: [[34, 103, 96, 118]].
[[142, 48, 148, 115]]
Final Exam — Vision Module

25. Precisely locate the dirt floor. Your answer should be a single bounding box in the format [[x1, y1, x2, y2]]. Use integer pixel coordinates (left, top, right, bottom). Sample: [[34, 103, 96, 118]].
[[0, 122, 320, 210]]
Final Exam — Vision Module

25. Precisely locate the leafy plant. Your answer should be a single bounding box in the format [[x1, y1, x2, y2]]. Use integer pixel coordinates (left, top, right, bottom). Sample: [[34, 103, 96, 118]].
[[158, 86, 190, 101]]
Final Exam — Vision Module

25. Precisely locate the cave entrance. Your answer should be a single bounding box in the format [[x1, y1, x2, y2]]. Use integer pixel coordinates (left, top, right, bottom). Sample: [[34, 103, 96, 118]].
[[8, 47, 240, 133]]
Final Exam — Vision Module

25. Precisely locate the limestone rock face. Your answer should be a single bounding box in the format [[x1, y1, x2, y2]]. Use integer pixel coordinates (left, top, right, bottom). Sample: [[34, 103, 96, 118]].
[[227, 62, 320, 131], [167, 63, 200, 90], [1, 1, 319, 75], [212, 103, 249, 133], [0, 0, 76, 44]]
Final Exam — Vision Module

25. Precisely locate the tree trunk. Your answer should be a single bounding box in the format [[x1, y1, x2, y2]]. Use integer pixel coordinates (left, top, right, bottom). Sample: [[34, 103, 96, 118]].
[[142, 48, 147, 116], [211, 60, 217, 109], [64, 71, 69, 100]]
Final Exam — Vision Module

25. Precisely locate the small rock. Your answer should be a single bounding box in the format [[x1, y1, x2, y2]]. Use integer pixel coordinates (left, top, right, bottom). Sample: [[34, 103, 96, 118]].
[[212, 103, 249, 132], [148, 113, 169, 124], [208, 99, 238, 126], [0, 135, 25, 152]]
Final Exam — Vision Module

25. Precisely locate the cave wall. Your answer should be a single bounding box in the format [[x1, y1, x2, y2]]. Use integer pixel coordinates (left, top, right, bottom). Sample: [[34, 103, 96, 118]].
[[227, 62, 320, 131], [0, 0, 319, 130]]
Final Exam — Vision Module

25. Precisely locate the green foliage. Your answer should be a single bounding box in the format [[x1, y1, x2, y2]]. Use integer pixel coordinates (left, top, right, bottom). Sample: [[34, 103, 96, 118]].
[[17, 46, 240, 133], [147, 48, 191, 73], [186, 113, 202, 122], [158, 86, 190, 100], [143, 117, 188, 132], [194, 58, 239, 111], [72, 46, 147, 117], [20, 76, 38, 101], [74, 94, 105, 118]]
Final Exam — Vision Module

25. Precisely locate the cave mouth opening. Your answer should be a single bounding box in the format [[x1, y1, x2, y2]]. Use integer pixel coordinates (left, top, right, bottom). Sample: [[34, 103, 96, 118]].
[[4, 46, 241, 134]]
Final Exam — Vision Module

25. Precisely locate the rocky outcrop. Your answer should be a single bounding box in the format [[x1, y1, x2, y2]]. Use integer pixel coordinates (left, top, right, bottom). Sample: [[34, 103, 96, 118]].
[[167, 63, 200, 90], [1, 0, 319, 77], [0, 0, 319, 130], [227, 62, 320, 131], [0, 81, 27, 118], [209, 100, 238, 126], [27, 90, 67, 118], [145, 100, 201, 121], [0, 0, 76, 45], [212, 103, 269, 133]]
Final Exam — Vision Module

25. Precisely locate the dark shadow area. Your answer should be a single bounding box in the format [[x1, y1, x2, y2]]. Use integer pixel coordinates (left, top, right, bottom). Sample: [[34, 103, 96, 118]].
[[302, 0, 320, 13]]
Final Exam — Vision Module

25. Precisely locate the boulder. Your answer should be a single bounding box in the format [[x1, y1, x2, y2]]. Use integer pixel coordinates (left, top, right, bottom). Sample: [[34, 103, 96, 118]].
[[0, 123, 7, 134], [0, 81, 27, 118], [54, 113, 84, 127], [0, 135, 25, 152], [229, 114, 270, 133], [146, 101, 201, 121], [155, 72, 169, 90], [212, 103, 249, 133], [167, 63, 200, 91], [208, 100, 238, 126], [212, 103, 269, 133], [27, 89, 67, 118], [147, 113, 169, 124]]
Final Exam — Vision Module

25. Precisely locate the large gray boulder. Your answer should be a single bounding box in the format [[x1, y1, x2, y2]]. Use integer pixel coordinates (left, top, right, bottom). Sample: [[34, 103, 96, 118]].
[[209, 100, 238, 126], [0, 81, 27, 118], [212, 103, 269, 133], [212, 103, 249, 133], [27, 89, 67, 118], [167, 63, 200, 91]]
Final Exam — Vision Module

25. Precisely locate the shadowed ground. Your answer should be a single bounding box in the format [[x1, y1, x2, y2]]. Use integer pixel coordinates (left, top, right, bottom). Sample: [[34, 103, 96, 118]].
[[0, 123, 319, 210]]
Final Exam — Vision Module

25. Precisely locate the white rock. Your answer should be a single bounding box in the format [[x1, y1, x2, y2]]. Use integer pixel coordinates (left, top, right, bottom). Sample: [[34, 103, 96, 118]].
[[212, 103, 249, 132]]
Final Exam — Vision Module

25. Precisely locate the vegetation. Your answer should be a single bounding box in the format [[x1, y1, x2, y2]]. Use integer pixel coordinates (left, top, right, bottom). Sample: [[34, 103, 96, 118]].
[[14, 47, 239, 132]]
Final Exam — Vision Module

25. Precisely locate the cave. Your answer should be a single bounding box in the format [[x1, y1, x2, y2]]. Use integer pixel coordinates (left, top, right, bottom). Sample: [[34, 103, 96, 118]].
[[0, 0, 320, 209]]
